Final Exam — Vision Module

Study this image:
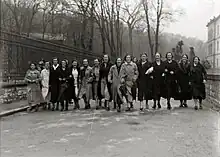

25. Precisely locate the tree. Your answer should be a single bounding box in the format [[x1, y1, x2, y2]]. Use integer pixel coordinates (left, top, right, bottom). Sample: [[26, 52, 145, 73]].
[[142, 0, 183, 60], [121, 1, 144, 56]]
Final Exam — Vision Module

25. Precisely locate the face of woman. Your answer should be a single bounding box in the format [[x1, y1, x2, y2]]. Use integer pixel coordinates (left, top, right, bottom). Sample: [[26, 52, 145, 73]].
[[53, 58, 58, 65], [83, 59, 88, 66], [103, 55, 109, 63], [155, 53, 161, 61], [167, 53, 172, 60], [72, 61, 77, 68], [94, 59, 99, 66], [133, 58, 137, 62], [30, 64, 35, 70], [182, 55, 187, 62], [126, 55, 131, 63], [141, 54, 147, 62], [116, 58, 122, 66], [194, 57, 199, 64], [61, 61, 66, 68], [45, 62, 50, 69]]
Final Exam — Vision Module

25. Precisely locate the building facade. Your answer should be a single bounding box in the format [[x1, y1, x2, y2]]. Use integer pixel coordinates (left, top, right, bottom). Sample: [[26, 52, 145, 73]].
[[207, 15, 220, 68]]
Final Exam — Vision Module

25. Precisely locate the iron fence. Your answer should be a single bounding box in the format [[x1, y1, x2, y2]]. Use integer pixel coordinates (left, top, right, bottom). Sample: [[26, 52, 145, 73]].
[[0, 30, 101, 81]]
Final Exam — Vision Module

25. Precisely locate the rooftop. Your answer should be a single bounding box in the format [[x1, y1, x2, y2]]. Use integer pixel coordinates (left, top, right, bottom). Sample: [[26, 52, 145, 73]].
[[206, 14, 220, 27]]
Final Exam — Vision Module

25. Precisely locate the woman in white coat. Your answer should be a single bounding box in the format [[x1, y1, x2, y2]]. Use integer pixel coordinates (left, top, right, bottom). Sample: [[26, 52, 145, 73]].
[[41, 62, 50, 109]]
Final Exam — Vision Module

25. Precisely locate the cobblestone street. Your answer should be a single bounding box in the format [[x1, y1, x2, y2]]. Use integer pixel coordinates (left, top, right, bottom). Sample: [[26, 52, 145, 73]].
[[1, 100, 220, 157]]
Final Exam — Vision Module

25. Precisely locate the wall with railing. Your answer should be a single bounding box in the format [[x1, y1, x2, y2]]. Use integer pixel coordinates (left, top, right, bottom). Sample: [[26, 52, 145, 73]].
[[206, 69, 220, 108]]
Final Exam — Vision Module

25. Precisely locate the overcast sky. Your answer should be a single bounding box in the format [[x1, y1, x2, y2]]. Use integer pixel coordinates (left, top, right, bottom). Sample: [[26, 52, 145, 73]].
[[164, 0, 220, 41]]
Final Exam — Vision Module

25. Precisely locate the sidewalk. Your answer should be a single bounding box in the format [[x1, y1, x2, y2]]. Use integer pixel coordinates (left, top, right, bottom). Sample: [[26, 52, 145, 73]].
[[0, 100, 28, 117]]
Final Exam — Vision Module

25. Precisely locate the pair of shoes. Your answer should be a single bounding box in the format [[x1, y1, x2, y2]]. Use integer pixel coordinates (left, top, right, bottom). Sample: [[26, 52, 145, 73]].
[[194, 106, 198, 110], [125, 107, 131, 112]]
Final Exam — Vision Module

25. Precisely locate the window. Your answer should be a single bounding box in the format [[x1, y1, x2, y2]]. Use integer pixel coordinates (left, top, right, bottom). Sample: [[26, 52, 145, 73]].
[[217, 41, 219, 51], [217, 25, 220, 36], [217, 59, 219, 67], [208, 28, 214, 41], [209, 43, 213, 55]]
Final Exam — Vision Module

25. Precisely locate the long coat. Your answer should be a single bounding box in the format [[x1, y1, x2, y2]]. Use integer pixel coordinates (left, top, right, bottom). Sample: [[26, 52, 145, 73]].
[[162, 60, 179, 99], [24, 69, 42, 105], [176, 62, 192, 100], [41, 68, 50, 102], [49, 65, 60, 103], [151, 61, 165, 100], [58, 67, 70, 102], [119, 61, 139, 103], [108, 65, 121, 103], [190, 63, 207, 99], [137, 61, 153, 101], [68, 67, 80, 101], [98, 62, 113, 100], [92, 66, 100, 100], [78, 66, 93, 102]]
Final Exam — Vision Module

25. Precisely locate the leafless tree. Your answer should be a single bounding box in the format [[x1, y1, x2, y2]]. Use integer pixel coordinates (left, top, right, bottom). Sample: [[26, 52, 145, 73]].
[[142, 0, 184, 60], [121, 1, 144, 56]]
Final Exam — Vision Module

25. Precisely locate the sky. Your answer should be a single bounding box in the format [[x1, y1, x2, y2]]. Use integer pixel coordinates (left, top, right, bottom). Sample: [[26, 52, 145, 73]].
[[164, 0, 220, 41]]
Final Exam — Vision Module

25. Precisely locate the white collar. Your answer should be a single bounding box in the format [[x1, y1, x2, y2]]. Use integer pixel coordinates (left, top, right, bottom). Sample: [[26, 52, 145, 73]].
[[125, 61, 133, 65], [53, 64, 59, 70], [168, 60, 172, 63]]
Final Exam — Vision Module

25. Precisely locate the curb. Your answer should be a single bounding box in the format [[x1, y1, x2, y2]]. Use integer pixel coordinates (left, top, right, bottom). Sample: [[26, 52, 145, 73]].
[[0, 104, 36, 118]]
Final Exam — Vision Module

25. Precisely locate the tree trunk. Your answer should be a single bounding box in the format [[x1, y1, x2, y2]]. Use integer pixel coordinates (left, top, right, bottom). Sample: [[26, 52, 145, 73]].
[[128, 26, 133, 56]]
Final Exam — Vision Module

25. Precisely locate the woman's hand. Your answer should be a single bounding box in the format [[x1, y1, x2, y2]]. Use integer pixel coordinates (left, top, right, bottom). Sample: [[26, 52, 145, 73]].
[[170, 71, 174, 75], [203, 80, 206, 84]]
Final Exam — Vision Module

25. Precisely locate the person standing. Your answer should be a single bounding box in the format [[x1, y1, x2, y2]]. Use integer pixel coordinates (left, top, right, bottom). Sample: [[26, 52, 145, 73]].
[[163, 52, 179, 110], [190, 56, 207, 110], [58, 60, 70, 111], [137, 53, 153, 111], [69, 60, 80, 110], [151, 53, 164, 109], [78, 59, 93, 109], [49, 57, 60, 111], [108, 57, 122, 111], [177, 54, 192, 108], [119, 54, 139, 111], [98, 54, 112, 111], [92, 59, 100, 109], [24, 63, 42, 112], [41, 61, 50, 109]]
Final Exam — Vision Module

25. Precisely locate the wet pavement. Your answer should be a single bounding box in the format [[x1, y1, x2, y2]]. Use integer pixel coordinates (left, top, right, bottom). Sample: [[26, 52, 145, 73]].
[[1, 99, 220, 157]]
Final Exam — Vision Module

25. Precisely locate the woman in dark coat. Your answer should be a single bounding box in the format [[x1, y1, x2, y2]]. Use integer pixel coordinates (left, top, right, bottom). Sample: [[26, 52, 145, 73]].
[[190, 56, 207, 110], [162, 52, 179, 110], [137, 53, 153, 110], [69, 60, 80, 109], [58, 60, 70, 111], [151, 53, 164, 109], [49, 57, 60, 111], [177, 54, 192, 108], [97, 54, 112, 111]]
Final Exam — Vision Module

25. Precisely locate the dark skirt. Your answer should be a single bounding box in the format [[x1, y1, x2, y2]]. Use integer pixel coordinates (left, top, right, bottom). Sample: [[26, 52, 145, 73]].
[[131, 83, 137, 101], [192, 83, 206, 99], [138, 79, 153, 101], [50, 82, 60, 103], [161, 80, 178, 99], [58, 83, 69, 102]]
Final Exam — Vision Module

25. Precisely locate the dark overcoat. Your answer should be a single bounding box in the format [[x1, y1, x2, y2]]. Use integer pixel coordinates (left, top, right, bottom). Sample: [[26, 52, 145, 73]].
[[151, 61, 165, 100], [190, 63, 207, 99], [176, 62, 192, 100], [162, 60, 179, 99], [49, 65, 60, 103], [58, 67, 70, 102], [137, 61, 153, 101]]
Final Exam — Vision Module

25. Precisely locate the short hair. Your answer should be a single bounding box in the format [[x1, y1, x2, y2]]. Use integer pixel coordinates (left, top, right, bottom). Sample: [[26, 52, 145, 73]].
[[165, 52, 173, 59], [193, 56, 200, 62], [182, 54, 189, 59]]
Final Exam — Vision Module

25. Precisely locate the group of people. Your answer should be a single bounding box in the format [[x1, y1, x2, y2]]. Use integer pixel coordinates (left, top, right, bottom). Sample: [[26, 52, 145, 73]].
[[24, 52, 207, 113]]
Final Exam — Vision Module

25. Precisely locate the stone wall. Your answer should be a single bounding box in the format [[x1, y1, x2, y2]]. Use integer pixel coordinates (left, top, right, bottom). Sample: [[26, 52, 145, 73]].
[[206, 73, 220, 109]]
